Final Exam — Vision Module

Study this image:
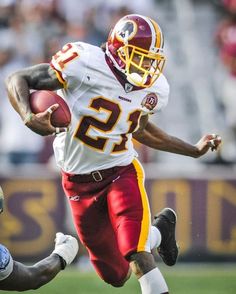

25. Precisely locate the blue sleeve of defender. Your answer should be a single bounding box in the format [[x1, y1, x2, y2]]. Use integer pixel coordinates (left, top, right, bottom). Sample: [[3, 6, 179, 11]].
[[0, 244, 11, 270]]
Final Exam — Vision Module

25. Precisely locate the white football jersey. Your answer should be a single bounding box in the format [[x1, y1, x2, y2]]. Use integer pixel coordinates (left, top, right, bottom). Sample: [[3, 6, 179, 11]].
[[50, 42, 169, 174]]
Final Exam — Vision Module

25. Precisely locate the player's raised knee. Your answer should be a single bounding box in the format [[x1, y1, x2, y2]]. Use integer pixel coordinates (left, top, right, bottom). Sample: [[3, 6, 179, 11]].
[[104, 267, 131, 288]]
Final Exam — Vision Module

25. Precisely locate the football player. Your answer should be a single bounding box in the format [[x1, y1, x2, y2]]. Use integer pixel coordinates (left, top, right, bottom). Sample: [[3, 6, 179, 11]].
[[0, 186, 79, 291], [5, 14, 221, 294]]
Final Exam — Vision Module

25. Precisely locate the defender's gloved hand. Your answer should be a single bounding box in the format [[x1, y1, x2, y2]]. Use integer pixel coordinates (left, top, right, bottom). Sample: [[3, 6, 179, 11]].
[[52, 232, 79, 268]]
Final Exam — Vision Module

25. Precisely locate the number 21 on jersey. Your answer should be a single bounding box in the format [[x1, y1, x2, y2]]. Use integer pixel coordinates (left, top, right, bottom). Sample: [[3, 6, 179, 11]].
[[74, 97, 141, 153], [52, 43, 79, 70], [52, 45, 142, 153]]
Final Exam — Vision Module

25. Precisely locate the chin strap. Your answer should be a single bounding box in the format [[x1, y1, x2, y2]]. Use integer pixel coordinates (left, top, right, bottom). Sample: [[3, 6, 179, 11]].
[[127, 72, 148, 87]]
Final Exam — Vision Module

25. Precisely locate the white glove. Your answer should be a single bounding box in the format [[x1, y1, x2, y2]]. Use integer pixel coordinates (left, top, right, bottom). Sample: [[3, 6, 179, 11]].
[[52, 232, 79, 267]]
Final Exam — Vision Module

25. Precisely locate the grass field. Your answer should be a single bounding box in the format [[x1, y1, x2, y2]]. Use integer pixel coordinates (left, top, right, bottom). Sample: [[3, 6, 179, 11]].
[[3, 263, 236, 294]]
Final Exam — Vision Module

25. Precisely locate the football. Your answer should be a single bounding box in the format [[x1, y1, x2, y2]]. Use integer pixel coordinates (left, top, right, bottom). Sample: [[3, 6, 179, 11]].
[[29, 90, 71, 127]]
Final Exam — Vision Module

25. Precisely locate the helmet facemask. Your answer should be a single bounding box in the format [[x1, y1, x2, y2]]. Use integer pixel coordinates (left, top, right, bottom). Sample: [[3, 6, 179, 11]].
[[117, 44, 166, 87]]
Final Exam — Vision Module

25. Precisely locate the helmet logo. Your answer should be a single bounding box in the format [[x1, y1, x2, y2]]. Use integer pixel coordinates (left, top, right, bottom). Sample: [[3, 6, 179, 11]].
[[116, 20, 137, 43]]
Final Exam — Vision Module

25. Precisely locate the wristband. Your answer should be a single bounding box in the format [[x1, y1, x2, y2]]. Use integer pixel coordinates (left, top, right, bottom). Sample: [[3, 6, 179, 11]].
[[58, 255, 67, 270], [23, 113, 34, 125], [51, 253, 67, 270]]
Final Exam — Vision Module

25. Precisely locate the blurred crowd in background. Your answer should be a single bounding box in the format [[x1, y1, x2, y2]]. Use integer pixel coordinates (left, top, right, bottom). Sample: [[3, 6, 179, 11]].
[[0, 0, 236, 169], [215, 0, 236, 163]]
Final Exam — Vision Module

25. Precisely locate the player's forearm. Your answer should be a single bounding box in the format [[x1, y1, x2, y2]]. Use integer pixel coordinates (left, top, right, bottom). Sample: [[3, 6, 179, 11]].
[[28, 254, 62, 290], [0, 255, 62, 291], [5, 73, 31, 120], [134, 122, 199, 158], [5, 64, 62, 121]]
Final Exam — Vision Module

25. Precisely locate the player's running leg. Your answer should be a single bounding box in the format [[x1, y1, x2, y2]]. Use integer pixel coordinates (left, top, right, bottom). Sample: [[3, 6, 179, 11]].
[[130, 208, 178, 294], [129, 252, 169, 294], [152, 208, 179, 266], [107, 159, 170, 293]]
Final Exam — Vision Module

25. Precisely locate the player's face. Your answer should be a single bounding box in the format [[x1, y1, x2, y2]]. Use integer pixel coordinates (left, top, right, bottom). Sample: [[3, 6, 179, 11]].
[[118, 44, 165, 87], [130, 53, 153, 76]]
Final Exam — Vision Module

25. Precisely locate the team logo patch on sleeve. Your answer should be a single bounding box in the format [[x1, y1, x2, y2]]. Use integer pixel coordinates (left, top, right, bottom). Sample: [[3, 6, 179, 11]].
[[141, 93, 158, 111]]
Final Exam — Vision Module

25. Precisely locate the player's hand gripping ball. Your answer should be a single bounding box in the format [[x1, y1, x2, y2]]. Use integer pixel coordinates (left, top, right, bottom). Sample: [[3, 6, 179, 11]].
[[29, 90, 71, 127]]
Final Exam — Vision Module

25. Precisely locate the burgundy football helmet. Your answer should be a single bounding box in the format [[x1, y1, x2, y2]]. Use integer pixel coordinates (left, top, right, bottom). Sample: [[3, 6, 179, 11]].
[[106, 14, 166, 87]]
